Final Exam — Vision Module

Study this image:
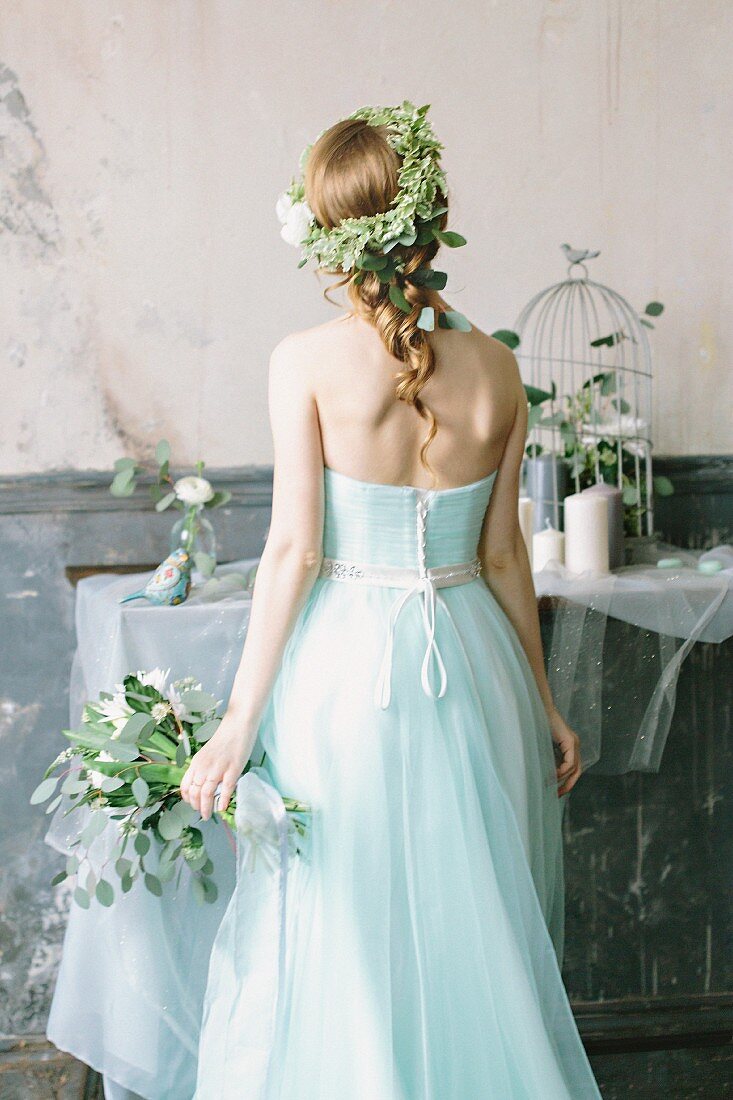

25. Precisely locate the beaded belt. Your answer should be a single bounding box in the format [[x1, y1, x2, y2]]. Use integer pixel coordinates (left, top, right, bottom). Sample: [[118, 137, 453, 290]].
[[318, 554, 483, 709]]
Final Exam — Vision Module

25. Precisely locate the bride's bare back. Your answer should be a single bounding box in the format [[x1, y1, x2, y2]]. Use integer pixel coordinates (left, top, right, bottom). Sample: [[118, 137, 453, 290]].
[[283, 313, 522, 490]]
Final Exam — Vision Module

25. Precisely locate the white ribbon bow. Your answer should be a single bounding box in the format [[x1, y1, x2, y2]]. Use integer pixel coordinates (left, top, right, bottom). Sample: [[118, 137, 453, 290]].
[[374, 575, 450, 709]]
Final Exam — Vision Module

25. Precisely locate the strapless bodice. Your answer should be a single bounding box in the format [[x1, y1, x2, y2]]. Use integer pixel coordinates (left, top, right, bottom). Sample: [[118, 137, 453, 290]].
[[322, 466, 498, 570]]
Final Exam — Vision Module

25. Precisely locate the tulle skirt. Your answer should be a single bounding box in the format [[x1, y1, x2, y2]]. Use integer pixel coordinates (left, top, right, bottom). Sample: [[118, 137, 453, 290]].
[[195, 575, 601, 1098]]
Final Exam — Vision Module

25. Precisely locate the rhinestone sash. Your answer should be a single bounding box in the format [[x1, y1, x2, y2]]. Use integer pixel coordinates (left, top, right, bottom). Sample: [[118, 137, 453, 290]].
[[318, 553, 483, 709]]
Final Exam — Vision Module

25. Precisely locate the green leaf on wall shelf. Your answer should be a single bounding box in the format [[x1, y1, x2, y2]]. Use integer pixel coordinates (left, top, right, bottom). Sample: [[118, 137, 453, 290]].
[[110, 468, 137, 497], [155, 491, 177, 512], [155, 439, 171, 466]]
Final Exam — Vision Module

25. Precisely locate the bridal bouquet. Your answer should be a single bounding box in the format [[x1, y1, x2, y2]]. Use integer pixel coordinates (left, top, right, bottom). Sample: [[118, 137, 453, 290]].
[[33, 669, 309, 908]]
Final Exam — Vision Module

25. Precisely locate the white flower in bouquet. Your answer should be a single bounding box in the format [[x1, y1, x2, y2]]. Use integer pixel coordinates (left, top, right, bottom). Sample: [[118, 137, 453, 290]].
[[167, 675, 204, 723], [32, 668, 311, 910], [276, 192, 314, 248], [173, 476, 215, 507], [138, 667, 171, 694], [88, 750, 115, 789], [95, 688, 133, 738]]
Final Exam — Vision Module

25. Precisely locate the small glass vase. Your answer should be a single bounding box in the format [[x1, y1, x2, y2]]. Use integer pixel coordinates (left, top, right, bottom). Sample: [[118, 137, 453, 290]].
[[169, 507, 217, 579]]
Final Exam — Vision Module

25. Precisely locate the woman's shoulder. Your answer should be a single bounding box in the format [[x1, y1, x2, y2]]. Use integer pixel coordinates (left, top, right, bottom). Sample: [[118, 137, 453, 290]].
[[268, 318, 363, 399], [271, 316, 358, 360]]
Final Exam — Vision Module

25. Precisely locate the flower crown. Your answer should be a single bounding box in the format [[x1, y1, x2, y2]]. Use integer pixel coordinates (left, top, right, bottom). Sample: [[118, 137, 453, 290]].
[[276, 101, 470, 333]]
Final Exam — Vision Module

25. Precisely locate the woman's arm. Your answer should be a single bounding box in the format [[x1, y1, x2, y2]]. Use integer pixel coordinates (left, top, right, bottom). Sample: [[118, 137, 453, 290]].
[[478, 355, 582, 797], [181, 336, 325, 819]]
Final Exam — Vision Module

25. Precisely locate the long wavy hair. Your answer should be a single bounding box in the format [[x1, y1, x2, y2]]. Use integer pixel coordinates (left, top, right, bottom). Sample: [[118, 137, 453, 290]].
[[304, 118, 449, 479]]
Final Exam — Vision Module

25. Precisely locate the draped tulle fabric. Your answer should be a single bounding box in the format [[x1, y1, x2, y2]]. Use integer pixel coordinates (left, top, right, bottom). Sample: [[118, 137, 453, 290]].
[[195, 468, 601, 1099]]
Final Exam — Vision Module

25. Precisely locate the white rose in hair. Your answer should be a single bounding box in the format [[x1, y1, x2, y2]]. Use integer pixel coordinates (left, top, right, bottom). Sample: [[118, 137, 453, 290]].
[[174, 476, 215, 506], [278, 197, 314, 248], [275, 192, 293, 224]]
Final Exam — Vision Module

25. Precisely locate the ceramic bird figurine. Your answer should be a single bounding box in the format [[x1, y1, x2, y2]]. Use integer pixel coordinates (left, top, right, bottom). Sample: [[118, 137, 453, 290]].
[[119, 548, 193, 606], [561, 243, 601, 265]]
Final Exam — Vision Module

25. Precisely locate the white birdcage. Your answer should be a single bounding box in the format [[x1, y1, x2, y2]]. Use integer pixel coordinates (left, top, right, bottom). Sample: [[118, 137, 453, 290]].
[[513, 246, 657, 538]]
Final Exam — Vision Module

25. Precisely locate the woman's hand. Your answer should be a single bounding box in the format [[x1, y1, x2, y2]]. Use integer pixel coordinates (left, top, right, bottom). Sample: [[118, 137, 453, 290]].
[[180, 712, 257, 821], [548, 708, 583, 797]]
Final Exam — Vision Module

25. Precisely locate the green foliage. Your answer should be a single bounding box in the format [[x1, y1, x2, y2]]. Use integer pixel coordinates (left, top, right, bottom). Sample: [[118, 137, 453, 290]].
[[388, 284, 412, 314], [194, 552, 216, 578], [37, 672, 310, 909], [438, 310, 471, 332], [491, 329, 520, 350], [288, 102, 453, 272], [653, 475, 674, 497], [282, 102, 472, 335], [417, 306, 435, 332]]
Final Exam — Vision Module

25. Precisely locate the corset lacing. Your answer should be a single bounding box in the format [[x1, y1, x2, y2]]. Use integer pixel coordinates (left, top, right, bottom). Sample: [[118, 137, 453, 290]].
[[318, 490, 482, 709]]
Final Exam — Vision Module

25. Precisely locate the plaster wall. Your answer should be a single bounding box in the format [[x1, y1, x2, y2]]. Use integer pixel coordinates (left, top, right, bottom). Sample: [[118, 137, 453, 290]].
[[0, 0, 730, 473]]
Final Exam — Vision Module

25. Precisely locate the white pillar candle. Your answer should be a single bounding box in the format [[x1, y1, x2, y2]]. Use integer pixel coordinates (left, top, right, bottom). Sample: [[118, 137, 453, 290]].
[[532, 522, 565, 572], [564, 491, 610, 574], [518, 496, 534, 569], [581, 483, 624, 570]]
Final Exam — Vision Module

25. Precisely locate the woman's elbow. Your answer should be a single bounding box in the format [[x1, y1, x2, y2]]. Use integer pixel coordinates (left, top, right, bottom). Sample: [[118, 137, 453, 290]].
[[484, 549, 517, 574], [483, 533, 525, 574], [265, 536, 323, 573]]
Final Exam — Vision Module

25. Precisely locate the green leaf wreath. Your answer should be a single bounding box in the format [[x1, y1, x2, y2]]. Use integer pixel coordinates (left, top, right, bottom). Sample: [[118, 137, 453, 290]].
[[276, 101, 470, 333]]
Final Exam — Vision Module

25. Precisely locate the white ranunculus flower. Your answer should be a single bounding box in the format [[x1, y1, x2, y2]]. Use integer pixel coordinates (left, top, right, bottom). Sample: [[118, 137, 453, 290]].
[[174, 476, 215, 507], [279, 199, 314, 248], [275, 191, 293, 224]]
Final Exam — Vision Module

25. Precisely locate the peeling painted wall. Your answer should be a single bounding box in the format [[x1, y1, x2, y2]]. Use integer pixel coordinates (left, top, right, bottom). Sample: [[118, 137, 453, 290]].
[[0, 0, 730, 472]]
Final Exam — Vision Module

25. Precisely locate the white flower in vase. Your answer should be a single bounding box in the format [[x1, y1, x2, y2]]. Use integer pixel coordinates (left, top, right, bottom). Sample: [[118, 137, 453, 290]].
[[174, 476, 215, 507]]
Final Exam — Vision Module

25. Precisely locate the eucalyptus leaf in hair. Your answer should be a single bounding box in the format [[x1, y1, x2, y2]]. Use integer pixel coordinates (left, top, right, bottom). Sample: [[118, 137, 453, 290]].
[[388, 284, 413, 314], [417, 307, 436, 332], [438, 310, 471, 332]]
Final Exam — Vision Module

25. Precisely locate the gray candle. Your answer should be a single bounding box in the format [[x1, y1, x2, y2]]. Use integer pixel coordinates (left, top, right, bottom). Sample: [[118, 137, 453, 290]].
[[524, 455, 569, 533], [581, 482, 625, 569]]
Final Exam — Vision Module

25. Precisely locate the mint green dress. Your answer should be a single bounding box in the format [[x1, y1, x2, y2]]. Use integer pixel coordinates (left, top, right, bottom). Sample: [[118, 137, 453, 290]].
[[195, 467, 601, 1098]]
